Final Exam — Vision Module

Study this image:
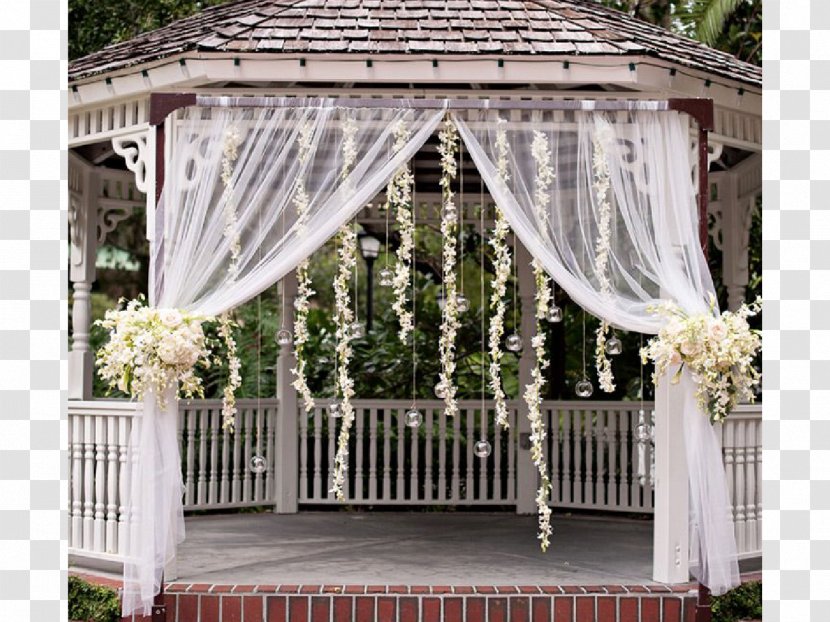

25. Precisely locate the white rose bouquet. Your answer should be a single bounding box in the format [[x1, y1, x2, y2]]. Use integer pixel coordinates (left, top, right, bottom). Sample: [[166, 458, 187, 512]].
[[640, 296, 762, 422], [95, 297, 212, 409]]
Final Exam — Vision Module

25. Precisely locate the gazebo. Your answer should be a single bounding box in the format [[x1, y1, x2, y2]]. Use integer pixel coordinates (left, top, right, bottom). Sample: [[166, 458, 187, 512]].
[[67, 2, 762, 621]]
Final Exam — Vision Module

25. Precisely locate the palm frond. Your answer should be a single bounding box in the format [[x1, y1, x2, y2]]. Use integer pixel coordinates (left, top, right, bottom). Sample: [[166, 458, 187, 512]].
[[692, 0, 744, 45]]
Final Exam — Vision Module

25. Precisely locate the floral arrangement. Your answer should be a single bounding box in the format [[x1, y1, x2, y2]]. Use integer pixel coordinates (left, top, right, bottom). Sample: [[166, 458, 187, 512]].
[[591, 129, 616, 393], [217, 313, 242, 431], [524, 132, 555, 551], [389, 120, 416, 343], [640, 297, 762, 422], [436, 118, 460, 417], [291, 121, 316, 413], [488, 117, 512, 429], [331, 115, 359, 500], [221, 125, 243, 280]]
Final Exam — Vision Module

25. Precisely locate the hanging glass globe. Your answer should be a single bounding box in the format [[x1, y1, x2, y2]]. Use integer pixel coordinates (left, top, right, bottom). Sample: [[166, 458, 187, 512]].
[[505, 333, 523, 353], [635, 423, 652, 443], [276, 329, 293, 346], [455, 293, 470, 314], [379, 267, 394, 287], [546, 305, 563, 323], [405, 409, 423, 428], [575, 378, 594, 398], [474, 440, 492, 458], [444, 205, 458, 221], [328, 399, 342, 418], [350, 321, 365, 339], [249, 455, 267, 474], [434, 382, 447, 399], [606, 335, 623, 355]]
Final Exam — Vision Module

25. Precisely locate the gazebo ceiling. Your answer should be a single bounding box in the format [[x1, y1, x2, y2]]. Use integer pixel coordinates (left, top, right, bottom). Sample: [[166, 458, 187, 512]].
[[68, 0, 761, 88]]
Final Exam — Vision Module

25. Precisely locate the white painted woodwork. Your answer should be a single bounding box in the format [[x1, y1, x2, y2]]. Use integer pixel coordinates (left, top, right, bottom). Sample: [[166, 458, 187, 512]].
[[274, 273, 299, 513], [515, 239, 537, 514]]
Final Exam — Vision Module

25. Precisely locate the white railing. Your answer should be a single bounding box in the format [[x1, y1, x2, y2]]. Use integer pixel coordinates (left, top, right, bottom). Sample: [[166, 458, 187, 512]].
[[68, 398, 761, 565], [299, 400, 518, 505]]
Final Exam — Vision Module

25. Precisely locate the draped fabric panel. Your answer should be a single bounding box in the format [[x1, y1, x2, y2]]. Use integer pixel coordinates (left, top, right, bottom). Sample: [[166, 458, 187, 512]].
[[454, 109, 739, 595], [122, 102, 445, 616]]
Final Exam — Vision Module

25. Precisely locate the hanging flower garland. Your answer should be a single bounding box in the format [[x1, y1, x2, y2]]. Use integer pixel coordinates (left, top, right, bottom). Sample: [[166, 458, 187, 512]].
[[640, 296, 761, 423], [436, 118, 460, 417], [291, 121, 317, 413], [488, 117, 512, 429], [221, 125, 243, 280], [331, 115, 359, 500], [523, 130, 555, 551], [389, 120, 416, 344], [217, 313, 242, 431], [591, 128, 616, 393]]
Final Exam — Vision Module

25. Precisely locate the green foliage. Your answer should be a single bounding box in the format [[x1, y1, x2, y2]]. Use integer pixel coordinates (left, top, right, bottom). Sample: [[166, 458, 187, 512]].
[[712, 580, 762, 622], [68, 576, 121, 622], [69, 0, 226, 59]]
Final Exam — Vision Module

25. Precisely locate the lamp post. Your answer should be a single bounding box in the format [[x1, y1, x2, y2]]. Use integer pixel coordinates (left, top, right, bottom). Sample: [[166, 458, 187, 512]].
[[358, 232, 381, 330]]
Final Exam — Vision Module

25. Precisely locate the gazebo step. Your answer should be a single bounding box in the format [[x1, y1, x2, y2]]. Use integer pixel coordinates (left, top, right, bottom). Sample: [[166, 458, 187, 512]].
[[105, 573, 760, 622]]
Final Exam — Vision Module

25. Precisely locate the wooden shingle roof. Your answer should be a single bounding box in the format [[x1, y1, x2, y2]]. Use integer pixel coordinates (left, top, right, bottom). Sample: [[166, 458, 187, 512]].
[[68, 0, 761, 87]]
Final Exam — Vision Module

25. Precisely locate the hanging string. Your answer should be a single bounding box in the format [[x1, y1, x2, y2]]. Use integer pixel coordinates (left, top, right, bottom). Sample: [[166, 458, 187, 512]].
[[512, 231, 518, 332], [353, 217, 359, 323], [459, 136, 465, 296], [582, 309, 587, 379], [411, 180, 417, 407], [480, 176, 485, 416]]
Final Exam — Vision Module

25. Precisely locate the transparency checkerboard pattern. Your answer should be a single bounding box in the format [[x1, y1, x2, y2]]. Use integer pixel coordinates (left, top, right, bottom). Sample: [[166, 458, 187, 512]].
[[0, 1, 68, 621], [764, 0, 830, 620]]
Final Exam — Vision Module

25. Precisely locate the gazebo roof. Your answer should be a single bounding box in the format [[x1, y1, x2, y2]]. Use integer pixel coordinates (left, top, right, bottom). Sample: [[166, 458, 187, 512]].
[[68, 0, 760, 87]]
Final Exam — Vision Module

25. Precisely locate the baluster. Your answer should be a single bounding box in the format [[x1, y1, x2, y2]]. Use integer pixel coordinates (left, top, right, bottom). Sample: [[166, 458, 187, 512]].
[[105, 416, 118, 553], [466, 405, 475, 501], [562, 409, 572, 505], [643, 408, 655, 510], [252, 406, 262, 502], [451, 406, 461, 501], [508, 403, 516, 503], [723, 419, 736, 523], [745, 418, 757, 555], [410, 407, 419, 501], [573, 410, 583, 506], [548, 406, 560, 505], [327, 405, 336, 498], [231, 406, 243, 503], [596, 410, 607, 509], [493, 404, 502, 502], [93, 416, 107, 551], [734, 420, 747, 553], [209, 407, 220, 505], [755, 419, 762, 552], [438, 404, 447, 502], [185, 408, 196, 507], [619, 409, 630, 510], [71, 415, 83, 548], [383, 407, 392, 501], [355, 406, 365, 502], [243, 407, 253, 503], [305, 406, 316, 501], [83, 414, 94, 549], [585, 409, 594, 506], [424, 408, 433, 502], [397, 408, 405, 501], [197, 407, 208, 506], [368, 408, 378, 503], [265, 401, 276, 504], [607, 411, 618, 507], [117, 417, 129, 556]]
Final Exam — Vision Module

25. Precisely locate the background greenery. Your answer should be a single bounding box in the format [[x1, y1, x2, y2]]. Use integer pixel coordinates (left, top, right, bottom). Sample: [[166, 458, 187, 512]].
[[68, 576, 120, 622]]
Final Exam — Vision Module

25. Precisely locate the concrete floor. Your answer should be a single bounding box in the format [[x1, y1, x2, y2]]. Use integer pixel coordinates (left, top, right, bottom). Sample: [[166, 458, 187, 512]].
[[176, 511, 656, 586]]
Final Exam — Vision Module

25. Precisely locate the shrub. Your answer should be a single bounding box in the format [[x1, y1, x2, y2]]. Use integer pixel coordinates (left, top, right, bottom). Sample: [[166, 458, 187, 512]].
[[712, 581, 762, 622], [68, 576, 120, 622]]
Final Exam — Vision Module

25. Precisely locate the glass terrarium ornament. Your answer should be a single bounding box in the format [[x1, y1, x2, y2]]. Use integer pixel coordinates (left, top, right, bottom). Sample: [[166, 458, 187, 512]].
[[546, 305, 563, 323], [575, 378, 594, 398], [505, 333, 523, 353], [276, 328, 293, 346], [474, 440, 492, 458], [405, 409, 423, 428], [455, 293, 470, 314], [350, 321, 365, 339], [606, 335, 623, 355], [249, 455, 267, 474], [379, 267, 394, 287], [434, 382, 447, 399], [444, 205, 458, 222], [328, 399, 342, 418]]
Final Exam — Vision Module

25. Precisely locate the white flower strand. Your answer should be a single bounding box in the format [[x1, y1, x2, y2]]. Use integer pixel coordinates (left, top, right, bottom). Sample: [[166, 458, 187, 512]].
[[388, 120, 416, 343], [641, 296, 762, 423], [291, 121, 316, 413], [523, 260, 554, 551], [217, 313, 242, 432], [221, 126, 243, 279], [489, 118, 512, 429], [591, 129, 616, 393], [437, 118, 460, 417], [331, 116, 359, 500]]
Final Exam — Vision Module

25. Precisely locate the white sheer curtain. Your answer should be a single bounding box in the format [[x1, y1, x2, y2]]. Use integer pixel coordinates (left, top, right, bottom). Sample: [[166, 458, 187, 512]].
[[122, 101, 445, 616], [455, 108, 739, 595]]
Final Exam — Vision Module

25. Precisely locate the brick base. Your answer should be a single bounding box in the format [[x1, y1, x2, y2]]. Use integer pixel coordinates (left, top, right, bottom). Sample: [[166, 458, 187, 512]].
[[72, 571, 761, 622]]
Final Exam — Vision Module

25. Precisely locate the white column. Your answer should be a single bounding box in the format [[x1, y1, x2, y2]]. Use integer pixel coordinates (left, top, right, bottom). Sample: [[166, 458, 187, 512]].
[[274, 271, 299, 514], [68, 161, 99, 401], [652, 366, 690, 583], [515, 239, 537, 514]]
